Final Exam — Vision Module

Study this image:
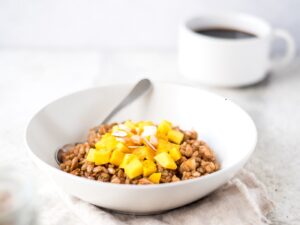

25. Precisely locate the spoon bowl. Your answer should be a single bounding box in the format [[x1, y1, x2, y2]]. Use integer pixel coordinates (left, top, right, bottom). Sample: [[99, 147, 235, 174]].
[[55, 79, 152, 164]]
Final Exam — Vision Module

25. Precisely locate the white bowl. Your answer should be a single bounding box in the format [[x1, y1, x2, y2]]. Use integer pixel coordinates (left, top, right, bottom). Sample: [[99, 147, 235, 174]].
[[25, 82, 257, 214]]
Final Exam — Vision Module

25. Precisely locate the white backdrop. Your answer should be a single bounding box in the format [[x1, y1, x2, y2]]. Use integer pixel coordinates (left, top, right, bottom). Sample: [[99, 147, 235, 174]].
[[0, 0, 299, 53]]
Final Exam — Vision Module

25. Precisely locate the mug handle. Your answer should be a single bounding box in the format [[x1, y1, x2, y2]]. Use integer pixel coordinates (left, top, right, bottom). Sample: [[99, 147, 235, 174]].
[[270, 29, 296, 71]]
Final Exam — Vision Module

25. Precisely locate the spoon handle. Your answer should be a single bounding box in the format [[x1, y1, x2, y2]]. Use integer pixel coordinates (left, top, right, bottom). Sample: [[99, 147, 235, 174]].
[[101, 79, 152, 124]]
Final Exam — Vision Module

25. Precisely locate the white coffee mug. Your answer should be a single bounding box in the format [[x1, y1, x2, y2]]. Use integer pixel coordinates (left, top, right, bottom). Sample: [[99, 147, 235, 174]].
[[178, 12, 296, 87]]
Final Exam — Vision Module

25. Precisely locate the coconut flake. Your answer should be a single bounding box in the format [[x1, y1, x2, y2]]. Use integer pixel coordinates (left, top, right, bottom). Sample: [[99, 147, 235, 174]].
[[128, 146, 139, 149], [112, 130, 127, 137], [143, 137, 157, 151], [115, 137, 125, 142], [118, 124, 131, 132], [135, 127, 141, 135], [149, 135, 158, 147], [131, 135, 142, 145], [141, 126, 157, 137]]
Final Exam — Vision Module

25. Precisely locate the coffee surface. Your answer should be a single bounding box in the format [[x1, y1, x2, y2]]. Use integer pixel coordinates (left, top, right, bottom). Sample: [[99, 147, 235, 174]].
[[194, 27, 256, 39]]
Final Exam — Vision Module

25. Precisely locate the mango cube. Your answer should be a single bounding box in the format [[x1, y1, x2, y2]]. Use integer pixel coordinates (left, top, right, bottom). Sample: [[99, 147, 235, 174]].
[[119, 154, 138, 169], [133, 146, 155, 160], [149, 173, 161, 184], [132, 147, 147, 160], [154, 152, 177, 170], [124, 158, 143, 179], [94, 149, 111, 165], [145, 147, 156, 160], [110, 149, 125, 166], [168, 129, 184, 144], [95, 133, 117, 151], [115, 142, 130, 153], [124, 120, 136, 131], [157, 120, 172, 138], [157, 139, 173, 154], [169, 145, 181, 161], [86, 148, 96, 162], [142, 160, 157, 177]]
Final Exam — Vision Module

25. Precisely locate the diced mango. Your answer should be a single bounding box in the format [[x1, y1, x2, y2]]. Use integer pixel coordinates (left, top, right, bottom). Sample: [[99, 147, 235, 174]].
[[124, 120, 136, 131], [124, 158, 143, 179], [115, 142, 130, 153], [132, 147, 147, 160], [157, 120, 172, 138], [121, 137, 135, 146], [119, 154, 138, 169], [94, 149, 111, 165], [149, 173, 161, 184], [145, 147, 156, 160], [157, 133, 168, 141], [142, 160, 157, 177], [169, 145, 181, 161], [154, 152, 177, 170], [168, 129, 184, 144], [86, 148, 96, 162], [95, 133, 117, 151], [110, 149, 125, 166], [157, 139, 173, 153], [133, 146, 155, 160], [157, 139, 181, 160]]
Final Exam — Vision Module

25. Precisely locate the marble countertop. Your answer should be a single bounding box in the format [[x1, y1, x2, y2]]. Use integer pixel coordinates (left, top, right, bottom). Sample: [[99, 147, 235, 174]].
[[0, 49, 299, 225]]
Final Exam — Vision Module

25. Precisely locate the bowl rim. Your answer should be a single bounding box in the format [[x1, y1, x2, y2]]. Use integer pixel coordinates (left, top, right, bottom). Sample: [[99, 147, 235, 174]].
[[25, 81, 257, 189]]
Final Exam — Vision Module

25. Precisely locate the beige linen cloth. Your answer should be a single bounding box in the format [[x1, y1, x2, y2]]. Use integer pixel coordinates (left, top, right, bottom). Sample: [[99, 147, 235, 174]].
[[38, 169, 273, 225]]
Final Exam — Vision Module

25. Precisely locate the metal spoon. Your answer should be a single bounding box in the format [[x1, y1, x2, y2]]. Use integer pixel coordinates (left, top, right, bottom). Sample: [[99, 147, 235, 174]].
[[55, 78, 152, 164]]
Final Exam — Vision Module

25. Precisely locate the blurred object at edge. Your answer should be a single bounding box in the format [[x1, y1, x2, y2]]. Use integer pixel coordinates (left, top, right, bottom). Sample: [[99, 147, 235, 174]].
[[0, 166, 37, 225]]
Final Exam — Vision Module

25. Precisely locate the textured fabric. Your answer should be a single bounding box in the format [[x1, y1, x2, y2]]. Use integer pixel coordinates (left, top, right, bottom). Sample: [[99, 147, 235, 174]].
[[38, 169, 273, 225]]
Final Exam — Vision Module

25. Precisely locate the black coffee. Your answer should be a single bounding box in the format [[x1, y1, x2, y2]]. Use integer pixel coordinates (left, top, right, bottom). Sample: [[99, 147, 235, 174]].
[[194, 27, 256, 39]]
